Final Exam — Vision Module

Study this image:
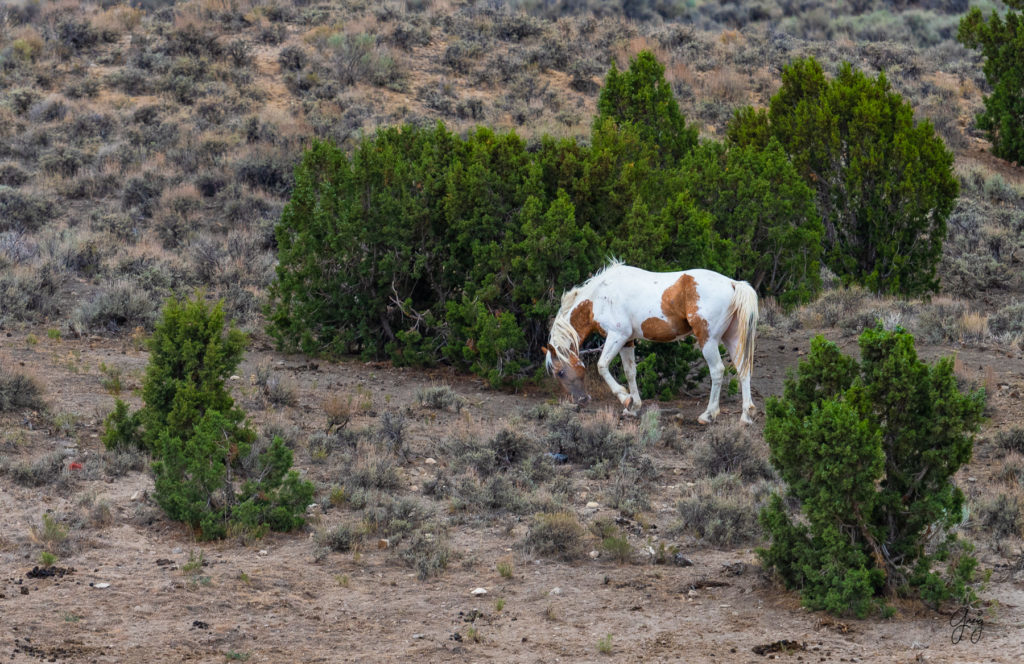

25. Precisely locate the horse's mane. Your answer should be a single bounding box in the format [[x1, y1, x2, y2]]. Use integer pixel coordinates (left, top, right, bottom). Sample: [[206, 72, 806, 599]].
[[546, 259, 623, 370]]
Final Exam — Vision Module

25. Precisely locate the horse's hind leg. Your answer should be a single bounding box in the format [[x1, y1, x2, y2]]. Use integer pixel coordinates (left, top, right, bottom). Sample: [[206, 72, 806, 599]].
[[698, 339, 725, 425], [596, 335, 634, 415], [619, 344, 642, 416], [723, 323, 755, 424]]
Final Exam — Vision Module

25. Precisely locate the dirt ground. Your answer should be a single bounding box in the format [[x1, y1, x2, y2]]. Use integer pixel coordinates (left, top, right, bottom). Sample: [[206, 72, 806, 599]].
[[1, 325, 1023, 664]]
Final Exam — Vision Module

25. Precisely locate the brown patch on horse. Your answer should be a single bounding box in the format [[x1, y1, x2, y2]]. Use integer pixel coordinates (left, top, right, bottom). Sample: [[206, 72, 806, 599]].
[[570, 299, 606, 339], [640, 274, 709, 345]]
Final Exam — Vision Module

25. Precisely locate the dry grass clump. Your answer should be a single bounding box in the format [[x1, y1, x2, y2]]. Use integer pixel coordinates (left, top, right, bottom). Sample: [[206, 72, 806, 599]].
[[1, 451, 66, 488], [972, 488, 1024, 546], [416, 384, 465, 413], [693, 422, 774, 482], [0, 365, 45, 411], [523, 511, 589, 561], [672, 474, 771, 549], [914, 296, 991, 345]]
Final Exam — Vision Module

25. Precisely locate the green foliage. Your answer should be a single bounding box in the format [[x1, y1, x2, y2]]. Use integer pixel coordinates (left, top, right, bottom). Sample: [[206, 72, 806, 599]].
[[267, 51, 826, 389], [759, 325, 984, 616], [728, 57, 958, 296], [958, 2, 1024, 163], [596, 51, 697, 167], [104, 295, 313, 540], [681, 139, 823, 306]]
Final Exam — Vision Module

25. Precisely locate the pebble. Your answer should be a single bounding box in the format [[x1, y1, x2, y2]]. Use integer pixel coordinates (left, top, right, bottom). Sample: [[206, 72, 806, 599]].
[[471, 587, 488, 596], [549, 587, 561, 596], [589, 550, 600, 559], [258, 550, 268, 556], [93, 582, 110, 589], [585, 501, 599, 509], [424, 458, 437, 465], [412, 634, 425, 640]]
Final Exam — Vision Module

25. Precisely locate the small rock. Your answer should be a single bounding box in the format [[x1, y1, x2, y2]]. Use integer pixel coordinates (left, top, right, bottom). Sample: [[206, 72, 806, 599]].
[[172, 547, 183, 554], [412, 634, 425, 640], [230, 375, 241, 381], [585, 502, 599, 509], [378, 539, 390, 549], [673, 553, 694, 567], [549, 587, 561, 596], [471, 587, 488, 596], [424, 458, 437, 465], [258, 550, 268, 557], [93, 582, 110, 589], [130, 490, 144, 502], [589, 550, 600, 559]]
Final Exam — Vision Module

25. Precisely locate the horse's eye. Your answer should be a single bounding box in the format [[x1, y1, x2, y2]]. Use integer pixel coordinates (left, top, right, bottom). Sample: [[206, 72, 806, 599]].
[[556, 369, 565, 378]]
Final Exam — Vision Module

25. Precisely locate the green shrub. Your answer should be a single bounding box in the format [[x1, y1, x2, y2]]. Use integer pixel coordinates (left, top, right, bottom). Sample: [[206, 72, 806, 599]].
[[958, 3, 1024, 163], [728, 58, 958, 296], [103, 295, 313, 540], [759, 325, 984, 616]]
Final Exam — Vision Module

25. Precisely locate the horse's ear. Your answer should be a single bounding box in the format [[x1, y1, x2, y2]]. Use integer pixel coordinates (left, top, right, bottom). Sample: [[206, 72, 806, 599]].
[[540, 346, 549, 356]]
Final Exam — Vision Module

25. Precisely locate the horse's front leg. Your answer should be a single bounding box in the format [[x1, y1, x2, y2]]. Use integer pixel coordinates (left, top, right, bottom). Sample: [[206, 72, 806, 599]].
[[596, 335, 635, 416], [618, 343, 642, 416]]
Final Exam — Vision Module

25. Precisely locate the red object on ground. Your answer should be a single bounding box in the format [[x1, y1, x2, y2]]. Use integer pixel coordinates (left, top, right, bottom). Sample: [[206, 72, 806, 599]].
[[68, 461, 83, 470]]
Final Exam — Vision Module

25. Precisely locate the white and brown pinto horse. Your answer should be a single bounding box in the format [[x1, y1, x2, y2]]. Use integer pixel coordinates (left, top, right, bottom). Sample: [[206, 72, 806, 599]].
[[543, 261, 758, 424]]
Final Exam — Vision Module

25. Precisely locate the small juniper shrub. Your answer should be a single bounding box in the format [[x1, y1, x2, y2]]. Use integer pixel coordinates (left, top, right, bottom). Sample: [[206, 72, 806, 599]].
[[760, 326, 984, 617], [101, 295, 314, 540]]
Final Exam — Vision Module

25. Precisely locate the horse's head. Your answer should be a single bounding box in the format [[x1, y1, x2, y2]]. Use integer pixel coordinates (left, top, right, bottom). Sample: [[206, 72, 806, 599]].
[[543, 346, 589, 404]]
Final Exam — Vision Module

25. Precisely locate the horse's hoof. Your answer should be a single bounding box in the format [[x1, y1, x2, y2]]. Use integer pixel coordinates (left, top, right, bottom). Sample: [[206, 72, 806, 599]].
[[621, 408, 639, 419], [697, 414, 714, 425]]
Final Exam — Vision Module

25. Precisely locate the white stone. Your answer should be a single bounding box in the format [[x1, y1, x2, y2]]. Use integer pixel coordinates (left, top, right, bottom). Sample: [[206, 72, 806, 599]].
[[585, 501, 599, 509], [471, 587, 488, 596]]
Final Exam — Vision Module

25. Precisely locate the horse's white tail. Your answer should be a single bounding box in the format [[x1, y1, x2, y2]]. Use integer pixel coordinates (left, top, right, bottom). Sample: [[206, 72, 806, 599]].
[[728, 281, 758, 379]]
